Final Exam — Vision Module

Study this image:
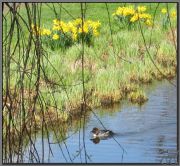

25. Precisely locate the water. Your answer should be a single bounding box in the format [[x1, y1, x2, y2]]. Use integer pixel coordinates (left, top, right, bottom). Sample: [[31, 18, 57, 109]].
[[23, 79, 177, 163]]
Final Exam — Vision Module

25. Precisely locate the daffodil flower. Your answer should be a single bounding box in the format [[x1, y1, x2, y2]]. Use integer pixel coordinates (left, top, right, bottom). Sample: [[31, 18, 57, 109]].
[[52, 34, 59, 40]]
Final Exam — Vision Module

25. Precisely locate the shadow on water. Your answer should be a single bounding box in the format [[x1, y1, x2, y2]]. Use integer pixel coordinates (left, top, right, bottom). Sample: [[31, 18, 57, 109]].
[[11, 79, 177, 163]]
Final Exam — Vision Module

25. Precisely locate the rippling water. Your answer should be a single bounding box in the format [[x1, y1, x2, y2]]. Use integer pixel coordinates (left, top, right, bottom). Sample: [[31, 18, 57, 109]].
[[23, 79, 177, 163]]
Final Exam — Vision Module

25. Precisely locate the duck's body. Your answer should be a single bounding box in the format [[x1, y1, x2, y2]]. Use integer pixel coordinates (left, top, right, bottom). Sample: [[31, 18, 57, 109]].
[[91, 127, 113, 138]]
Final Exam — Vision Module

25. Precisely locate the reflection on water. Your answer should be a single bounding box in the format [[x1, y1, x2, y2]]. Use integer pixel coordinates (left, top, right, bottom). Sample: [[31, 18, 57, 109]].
[[90, 138, 101, 144], [22, 79, 177, 163]]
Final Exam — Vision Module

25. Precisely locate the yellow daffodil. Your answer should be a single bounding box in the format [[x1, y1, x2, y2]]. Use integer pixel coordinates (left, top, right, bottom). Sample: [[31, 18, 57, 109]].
[[77, 22, 88, 33], [62, 25, 69, 33], [89, 21, 101, 30], [130, 13, 139, 22], [52, 34, 59, 40], [67, 22, 74, 29], [53, 19, 59, 25], [73, 18, 82, 26], [93, 29, 99, 36], [83, 24, 89, 33], [46, 29, 51, 35], [72, 33, 77, 40], [137, 6, 147, 13], [52, 25, 60, 31], [161, 8, 167, 14], [113, 6, 135, 17], [139, 13, 152, 19], [171, 10, 176, 19], [123, 7, 135, 16], [145, 19, 153, 26], [41, 28, 51, 36], [116, 8, 123, 16]]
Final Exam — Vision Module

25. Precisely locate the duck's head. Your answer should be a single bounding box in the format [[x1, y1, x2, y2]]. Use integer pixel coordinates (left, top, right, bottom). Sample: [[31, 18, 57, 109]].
[[91, 127, 100, 134]]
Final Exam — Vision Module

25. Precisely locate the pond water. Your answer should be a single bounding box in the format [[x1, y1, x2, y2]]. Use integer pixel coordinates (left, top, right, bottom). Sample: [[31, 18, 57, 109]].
[[22, 79, 177, 163]]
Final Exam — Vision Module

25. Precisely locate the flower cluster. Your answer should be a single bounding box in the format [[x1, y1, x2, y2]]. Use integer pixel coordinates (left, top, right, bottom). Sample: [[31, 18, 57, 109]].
[[113, 5, 153, 29], [31, 18, 101, 49], [112, 6, 135, 17]]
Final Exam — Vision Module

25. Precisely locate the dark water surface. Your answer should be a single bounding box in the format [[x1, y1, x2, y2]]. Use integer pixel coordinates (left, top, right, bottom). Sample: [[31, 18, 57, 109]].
[[24, 79, 177, 163]]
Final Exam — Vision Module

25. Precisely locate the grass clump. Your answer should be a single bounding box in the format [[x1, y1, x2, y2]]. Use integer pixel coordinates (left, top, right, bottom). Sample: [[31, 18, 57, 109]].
[[100, 94, 114, 106], [99, 90, 123, 107], [151, 70, 164, 81], [138, 73, 153, 84], [121, 83, 138, 96], [156, 53, 176, 68], [128, 90, 148, 105], [163, 68, 176, 80]]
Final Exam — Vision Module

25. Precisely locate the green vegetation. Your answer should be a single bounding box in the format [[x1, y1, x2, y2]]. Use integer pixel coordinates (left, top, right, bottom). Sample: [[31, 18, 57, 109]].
[[31, 18, 101, 49], [3, 3, 177, 131], [128, 90, 148, 105]]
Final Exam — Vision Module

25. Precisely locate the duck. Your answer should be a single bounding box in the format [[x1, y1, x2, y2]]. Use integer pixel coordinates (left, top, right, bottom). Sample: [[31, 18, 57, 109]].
[[91, 127, 113, 138]]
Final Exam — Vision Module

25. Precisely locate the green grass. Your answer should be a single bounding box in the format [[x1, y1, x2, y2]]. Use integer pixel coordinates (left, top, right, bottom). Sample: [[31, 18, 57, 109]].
[[3, 3, 177, 125]]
